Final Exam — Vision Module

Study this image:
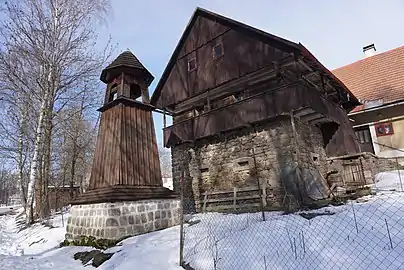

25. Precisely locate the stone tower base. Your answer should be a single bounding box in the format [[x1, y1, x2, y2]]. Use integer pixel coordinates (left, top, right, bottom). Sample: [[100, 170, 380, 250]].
[[65, 199, 181, 241]]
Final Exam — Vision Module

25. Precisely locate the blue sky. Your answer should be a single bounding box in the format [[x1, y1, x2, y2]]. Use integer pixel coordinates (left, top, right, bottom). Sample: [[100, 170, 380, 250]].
[[102, 0, 404, 145]]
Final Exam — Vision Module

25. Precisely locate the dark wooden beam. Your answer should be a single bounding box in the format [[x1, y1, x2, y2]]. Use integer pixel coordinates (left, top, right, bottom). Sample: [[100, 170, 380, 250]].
[[301, 112, 323, 122], [294, 107, 315, 117]]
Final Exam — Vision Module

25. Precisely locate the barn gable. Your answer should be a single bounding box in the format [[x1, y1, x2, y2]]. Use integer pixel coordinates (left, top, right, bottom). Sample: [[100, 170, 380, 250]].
[[151, 8, 358, 112]]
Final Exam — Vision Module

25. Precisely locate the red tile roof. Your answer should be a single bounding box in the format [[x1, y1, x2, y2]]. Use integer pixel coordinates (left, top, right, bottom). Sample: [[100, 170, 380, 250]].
[[332, 46, 404, 112]]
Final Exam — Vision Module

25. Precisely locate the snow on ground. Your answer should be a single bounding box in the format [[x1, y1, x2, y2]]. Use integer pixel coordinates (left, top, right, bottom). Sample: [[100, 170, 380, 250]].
[[1, 171, 404, 269], [0, 208, 183, 270], [372, 170, 404, 192], [183, 192, 404, 270]]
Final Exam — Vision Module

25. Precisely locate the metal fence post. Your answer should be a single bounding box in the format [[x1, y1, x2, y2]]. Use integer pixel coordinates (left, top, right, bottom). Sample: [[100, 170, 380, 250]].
[[179, 170, 185, 267]]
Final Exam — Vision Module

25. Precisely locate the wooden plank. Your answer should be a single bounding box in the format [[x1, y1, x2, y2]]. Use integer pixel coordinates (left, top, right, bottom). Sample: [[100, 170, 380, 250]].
[[90, 114, 103, 189], [144, 110, 151, 186], [140, 110, 146, 185], [204, 203, 262, 212], [151, 113, 162, 186], [133, 107, 139, 186], [125, 107, 131, 186], [116, 106, 122, 185], [96, 114, 106, 188], [301, 112, 323, 122], [135, 108, 142, 185], [120, 106, 126, 185], [206, 195, 261, 203], [294, 107, 314, 117], [206, 186, 260, 195], [110, 107, 117, 186], [103, 109, 112, 187]]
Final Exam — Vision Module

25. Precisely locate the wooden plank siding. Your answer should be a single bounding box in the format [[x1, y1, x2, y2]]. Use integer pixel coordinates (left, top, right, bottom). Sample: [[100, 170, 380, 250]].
[[88, 105, 163, 190], [163, 82, 359, 155], [156, 17, 290, 109]]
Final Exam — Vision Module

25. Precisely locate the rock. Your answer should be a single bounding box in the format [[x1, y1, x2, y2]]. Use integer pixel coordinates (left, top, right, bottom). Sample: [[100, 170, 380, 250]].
[[92, 252, 114, 267], [74, 250, 102, 265], [74, 250, 114, 268]]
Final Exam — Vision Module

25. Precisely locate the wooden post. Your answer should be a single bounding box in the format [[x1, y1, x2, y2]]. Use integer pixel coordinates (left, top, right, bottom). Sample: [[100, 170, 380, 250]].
[[396, 158, 403, 192], [359, 158, 366, 187], [252, 145, 265, 221], [179, 171, 185, 267]]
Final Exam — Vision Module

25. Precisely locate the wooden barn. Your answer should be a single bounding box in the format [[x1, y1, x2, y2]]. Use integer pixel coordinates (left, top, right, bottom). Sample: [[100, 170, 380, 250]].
[[150, 8, 361, 211]]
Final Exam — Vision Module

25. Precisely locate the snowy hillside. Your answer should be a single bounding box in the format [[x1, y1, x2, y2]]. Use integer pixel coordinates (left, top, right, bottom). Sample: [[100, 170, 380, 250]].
[[0, 171, 403, 269]]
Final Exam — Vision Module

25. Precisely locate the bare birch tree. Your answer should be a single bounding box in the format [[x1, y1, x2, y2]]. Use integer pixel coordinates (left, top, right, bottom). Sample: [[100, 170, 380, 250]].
[[0, 0, 113, 224]]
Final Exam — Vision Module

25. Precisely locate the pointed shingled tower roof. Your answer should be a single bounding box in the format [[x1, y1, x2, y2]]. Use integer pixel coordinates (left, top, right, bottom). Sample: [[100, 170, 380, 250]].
[[100, 50, 154, 86]]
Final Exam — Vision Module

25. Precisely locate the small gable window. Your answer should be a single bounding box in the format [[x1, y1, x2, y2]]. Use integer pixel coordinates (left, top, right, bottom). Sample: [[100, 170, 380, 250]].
[[188, 58, 196, 72], [375, 122, 394, 137], [213, 43, 223, 59]]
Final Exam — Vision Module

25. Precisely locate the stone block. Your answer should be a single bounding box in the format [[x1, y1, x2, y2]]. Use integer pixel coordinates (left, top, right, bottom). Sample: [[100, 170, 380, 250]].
[[108, 208, 121, 216], [147, 212, 153, 221], [154, 220, 161, 230], [119, 216, 128, 226], [145, 222, 153, 232], [128, 215, 134, 225], [161, 219, 169, 228], [65, 199, 181, 241], [141, 213, 147, 223], [106, 218, 119, 227], [134, 225, 145, 234]]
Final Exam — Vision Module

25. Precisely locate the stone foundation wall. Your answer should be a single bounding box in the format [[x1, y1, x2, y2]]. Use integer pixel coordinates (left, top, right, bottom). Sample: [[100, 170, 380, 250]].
[[171, 116, 328, 211], [65, 199, 180, 241]]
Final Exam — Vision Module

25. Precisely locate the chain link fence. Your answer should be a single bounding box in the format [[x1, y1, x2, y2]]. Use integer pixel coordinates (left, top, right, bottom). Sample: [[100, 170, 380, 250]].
[[178, 156, 404, 270]]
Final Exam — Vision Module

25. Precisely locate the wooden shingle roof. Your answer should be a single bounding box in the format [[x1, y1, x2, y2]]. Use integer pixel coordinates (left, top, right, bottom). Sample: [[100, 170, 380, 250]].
[[333, 46, 404, 111], [100, 50, 154, 85]]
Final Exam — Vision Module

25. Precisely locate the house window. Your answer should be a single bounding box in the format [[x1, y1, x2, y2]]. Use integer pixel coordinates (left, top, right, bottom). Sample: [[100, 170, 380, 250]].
[[213, 43, 223, 59], [188, 58, 196, 72], [355, 129, 371, 143], [375, 122, 394, 137]]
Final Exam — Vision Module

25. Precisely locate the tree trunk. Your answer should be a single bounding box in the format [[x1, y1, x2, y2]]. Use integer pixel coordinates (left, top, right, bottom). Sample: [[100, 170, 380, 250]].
[[70, 146, 77, 200], [17, 114, 27, 208], [41, 103, 53, 217], [26, 93, 48, 224]]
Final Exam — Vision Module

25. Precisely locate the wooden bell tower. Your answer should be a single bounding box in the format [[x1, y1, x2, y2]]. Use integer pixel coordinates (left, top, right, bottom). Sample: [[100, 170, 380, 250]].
[[73, 51, 175, 204]]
